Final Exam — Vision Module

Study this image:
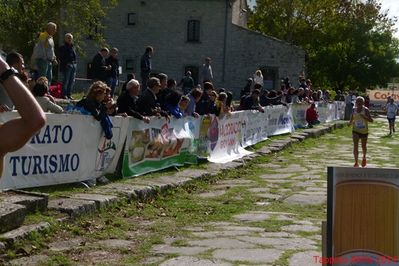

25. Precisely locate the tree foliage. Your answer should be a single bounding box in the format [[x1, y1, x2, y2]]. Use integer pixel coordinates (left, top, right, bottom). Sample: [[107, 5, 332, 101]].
[[0, 0, 117, 61], [248, 0, 399, 91]]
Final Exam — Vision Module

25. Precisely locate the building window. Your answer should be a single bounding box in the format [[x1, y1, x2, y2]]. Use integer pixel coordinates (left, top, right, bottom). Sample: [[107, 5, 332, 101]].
[[127, 13, 137, 25], [184, 65, 199, 85], [187, 20, 200, 42], [126, 59, 135, 71]]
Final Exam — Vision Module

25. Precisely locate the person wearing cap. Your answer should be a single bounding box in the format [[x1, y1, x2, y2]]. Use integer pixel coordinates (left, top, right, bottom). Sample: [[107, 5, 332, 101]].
[[117, 79, 150, 123]]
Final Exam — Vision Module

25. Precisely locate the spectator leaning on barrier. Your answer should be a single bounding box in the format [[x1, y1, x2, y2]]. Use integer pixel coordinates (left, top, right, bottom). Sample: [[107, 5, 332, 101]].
[[306, 102, 320, 128], [121, 73, 135, 93], [196, 81, 213, 115], [31, 22, 57, 82], [76, 81, 113, 139], [140, 46, 153, 91], [58, 33, 77, 100], [160, 79, 178, 109], [179, 95, 190, 115], [185, 87, 202, 118], [103, 88, 117, 116], [242, 89, 264, 113], [91, 48, 110, 82], [208, 90, 217, 114], [215, 92, 230, 117], [156, 73, 171, 109], [0, 56, 46, 177], [32, 82, 63, 113], [164, 90, 184, 119], [117, 79, 150, 123], [136, 77, 168, 118]]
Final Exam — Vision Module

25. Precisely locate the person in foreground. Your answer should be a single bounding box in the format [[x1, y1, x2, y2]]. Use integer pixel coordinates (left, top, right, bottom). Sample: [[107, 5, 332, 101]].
[[349, 96, 373, 168], [0, 57, 46, 176]]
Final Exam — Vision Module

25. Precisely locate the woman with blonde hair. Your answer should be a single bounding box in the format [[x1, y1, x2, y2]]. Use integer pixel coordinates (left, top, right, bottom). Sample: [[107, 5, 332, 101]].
[[76, 81, 113, 139]]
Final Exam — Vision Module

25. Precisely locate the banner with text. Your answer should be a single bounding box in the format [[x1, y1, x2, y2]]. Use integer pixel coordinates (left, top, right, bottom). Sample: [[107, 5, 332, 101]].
[[0, 113, 127, 190], [122, 117, 198, 177], [207, 113, 252, 163]]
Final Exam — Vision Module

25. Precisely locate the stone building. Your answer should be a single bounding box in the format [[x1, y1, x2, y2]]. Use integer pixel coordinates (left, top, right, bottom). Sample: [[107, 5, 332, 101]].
[[78, 0, 305, 96]]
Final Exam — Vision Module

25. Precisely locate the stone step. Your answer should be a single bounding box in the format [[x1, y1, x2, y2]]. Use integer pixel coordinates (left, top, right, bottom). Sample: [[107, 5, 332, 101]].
[[0, 190, 48, 234], [0, 201, 27, 234], [0, 190, 48, 213]]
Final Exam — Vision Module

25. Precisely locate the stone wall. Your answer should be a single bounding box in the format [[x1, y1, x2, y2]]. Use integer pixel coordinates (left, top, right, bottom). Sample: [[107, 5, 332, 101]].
[[75, 0, 305, 98]]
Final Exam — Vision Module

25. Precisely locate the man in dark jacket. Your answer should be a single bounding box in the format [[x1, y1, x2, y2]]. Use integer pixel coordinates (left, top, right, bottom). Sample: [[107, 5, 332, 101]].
[[242, 89, 264, 112], [91, 48, 109, 82], [58, 33, 77, 99], [137, 77, 168, 117], [140, 46, 153, 91], [105, 47, 119, 97], [195, 81, 213, 115], [117, 79, 150, 123]]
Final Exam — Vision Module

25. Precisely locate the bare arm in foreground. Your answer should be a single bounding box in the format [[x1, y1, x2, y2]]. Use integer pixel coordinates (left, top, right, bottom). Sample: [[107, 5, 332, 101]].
[[0, 57, 46, 176]]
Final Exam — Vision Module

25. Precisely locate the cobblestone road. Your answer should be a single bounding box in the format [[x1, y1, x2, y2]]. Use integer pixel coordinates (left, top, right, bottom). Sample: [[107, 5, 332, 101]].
[[8, 117, 397, 266]]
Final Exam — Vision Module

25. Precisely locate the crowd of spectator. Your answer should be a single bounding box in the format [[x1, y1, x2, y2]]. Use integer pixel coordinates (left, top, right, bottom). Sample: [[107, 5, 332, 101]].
[[0, 21, 356, 138]]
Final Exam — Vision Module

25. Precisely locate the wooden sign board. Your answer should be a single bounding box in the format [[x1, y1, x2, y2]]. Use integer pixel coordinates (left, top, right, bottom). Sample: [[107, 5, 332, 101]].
[[327, 167, 399, 265]]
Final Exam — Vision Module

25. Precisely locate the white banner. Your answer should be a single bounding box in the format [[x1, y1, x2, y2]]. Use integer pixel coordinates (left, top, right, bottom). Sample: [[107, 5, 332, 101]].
[[316, 102, 337, 123], [241, 110, 269, 147], [264, 105, 295, 136], [0, 113, 128, 190], [208, 113, 252, 163], [95, 116, 129, 173], [291, 104, 308, 128]]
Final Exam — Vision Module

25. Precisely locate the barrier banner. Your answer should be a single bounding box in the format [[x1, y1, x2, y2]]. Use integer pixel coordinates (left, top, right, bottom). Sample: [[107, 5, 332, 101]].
[[336, 101, 345, 120], [264, 105, 295, 136], [241, 110, 268, 147], [0, 113, 104, 189], [317, 102, 337, 123], [95, 116, 129, 173], [327, 167, 399, 265], [367, 89, 394, 111], [122, 117, 198, 177], [291, 104, 308, 128], [207, 112, 252, 163], [196, 115, 212, 158]]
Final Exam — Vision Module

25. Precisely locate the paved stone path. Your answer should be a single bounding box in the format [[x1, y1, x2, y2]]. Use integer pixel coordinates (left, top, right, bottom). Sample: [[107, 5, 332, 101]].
[[7, 117, 398, 265]]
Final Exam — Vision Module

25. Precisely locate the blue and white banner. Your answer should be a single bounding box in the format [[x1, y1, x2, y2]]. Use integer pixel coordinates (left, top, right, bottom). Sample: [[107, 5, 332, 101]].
[[0, 113, 128, 190]]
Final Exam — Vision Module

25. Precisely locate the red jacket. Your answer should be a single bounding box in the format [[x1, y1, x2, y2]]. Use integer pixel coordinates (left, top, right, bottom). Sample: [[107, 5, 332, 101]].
[[306, 107, 318, 122]]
